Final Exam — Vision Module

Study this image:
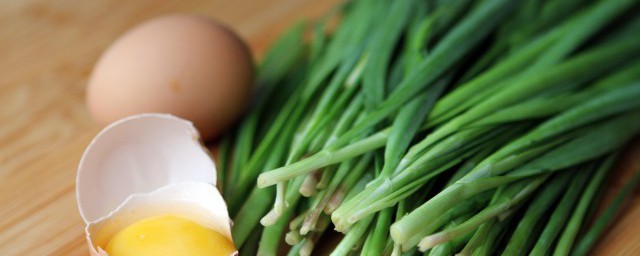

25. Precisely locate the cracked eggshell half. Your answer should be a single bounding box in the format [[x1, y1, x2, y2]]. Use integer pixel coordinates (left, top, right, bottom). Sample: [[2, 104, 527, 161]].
[[76, 113, 233, 255]]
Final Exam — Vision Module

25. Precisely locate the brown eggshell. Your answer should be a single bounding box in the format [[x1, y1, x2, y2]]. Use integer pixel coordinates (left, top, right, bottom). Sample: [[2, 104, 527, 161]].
[[87, 14, 254, 140]]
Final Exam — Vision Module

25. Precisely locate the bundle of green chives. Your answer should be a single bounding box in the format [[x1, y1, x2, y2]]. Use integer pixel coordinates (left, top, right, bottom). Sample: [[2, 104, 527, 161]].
[[218, 0, 640, 255]]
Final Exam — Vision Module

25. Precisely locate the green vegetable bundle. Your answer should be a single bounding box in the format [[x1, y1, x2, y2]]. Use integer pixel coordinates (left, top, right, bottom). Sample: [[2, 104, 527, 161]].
[[218, 0, 640, 255]]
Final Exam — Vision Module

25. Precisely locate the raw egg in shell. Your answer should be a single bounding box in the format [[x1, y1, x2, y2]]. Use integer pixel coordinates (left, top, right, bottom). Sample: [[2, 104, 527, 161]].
[[86, 15, 254, 140], [76, 114, 236, 256]]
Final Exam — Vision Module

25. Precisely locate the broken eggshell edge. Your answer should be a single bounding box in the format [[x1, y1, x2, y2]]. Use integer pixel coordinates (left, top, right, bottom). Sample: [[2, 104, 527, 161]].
[[86, 182, 232, 255], [75, 113, 231, 255]]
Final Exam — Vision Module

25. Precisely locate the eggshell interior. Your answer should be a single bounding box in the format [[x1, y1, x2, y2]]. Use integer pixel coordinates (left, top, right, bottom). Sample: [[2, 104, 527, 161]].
[[76, 114, 217, 223], [86, 182, 231, 255]]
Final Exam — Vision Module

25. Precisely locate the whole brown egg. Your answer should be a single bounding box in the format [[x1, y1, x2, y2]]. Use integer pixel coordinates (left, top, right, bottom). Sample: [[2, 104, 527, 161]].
[[87, 14, 254, 140]]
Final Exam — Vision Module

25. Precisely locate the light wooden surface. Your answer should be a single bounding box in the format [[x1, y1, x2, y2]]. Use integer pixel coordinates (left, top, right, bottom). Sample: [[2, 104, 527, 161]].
[[0, 1, 638, 255]]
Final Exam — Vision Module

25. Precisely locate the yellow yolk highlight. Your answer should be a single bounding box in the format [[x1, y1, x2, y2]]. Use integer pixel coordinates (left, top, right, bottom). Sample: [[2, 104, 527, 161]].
[[105, 215, 236, 256]]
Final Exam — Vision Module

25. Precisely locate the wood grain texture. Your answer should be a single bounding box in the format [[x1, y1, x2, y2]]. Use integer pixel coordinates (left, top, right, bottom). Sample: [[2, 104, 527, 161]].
[[0, 1, 637, 255], [0, 1, 340, 255]]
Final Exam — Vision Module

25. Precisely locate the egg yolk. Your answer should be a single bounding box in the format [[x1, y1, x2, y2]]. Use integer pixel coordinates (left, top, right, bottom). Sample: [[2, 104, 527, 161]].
[[105, 215, 236, 256]]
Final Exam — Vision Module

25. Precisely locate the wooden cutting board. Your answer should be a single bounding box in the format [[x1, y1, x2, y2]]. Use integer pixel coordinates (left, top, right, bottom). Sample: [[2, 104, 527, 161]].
[[0, 1, 638, 255]]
